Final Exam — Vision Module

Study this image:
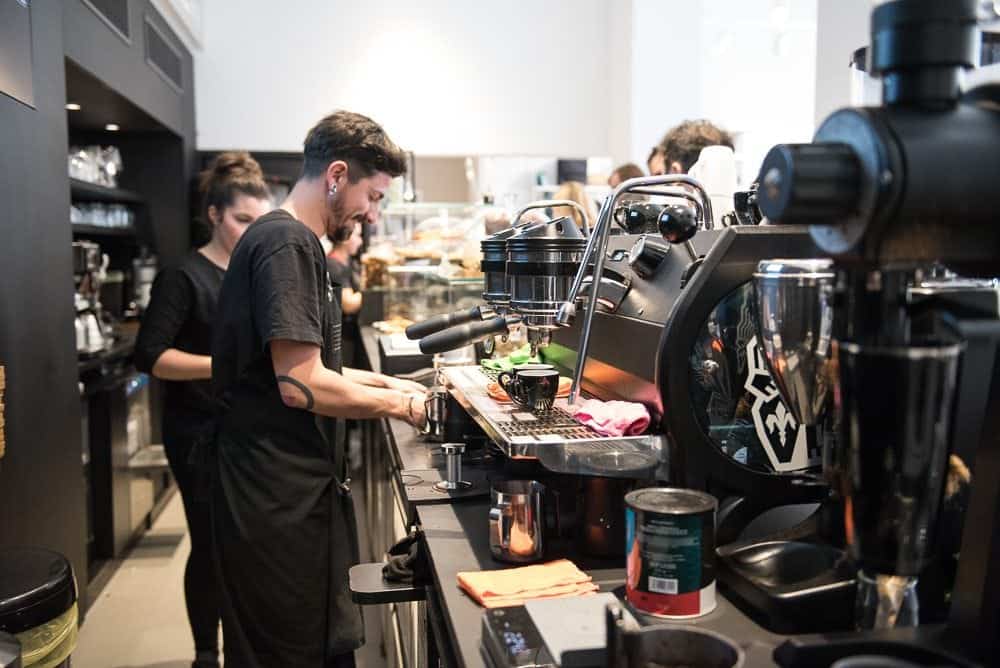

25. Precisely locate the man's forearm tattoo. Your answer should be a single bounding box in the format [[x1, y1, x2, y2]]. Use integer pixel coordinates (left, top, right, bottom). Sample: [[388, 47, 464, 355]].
[[276, 375, 315, 410]]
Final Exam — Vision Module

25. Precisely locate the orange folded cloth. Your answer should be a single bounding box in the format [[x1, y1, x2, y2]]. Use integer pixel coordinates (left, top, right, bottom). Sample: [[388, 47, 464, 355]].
[[457, 559, 599, 608]]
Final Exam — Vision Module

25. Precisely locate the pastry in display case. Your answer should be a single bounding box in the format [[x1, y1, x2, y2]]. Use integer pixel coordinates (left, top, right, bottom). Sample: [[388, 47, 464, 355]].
[[361, 201, 489, 325]]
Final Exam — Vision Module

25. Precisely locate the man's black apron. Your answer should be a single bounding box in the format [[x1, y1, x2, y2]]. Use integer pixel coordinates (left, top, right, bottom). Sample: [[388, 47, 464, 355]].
[[211, 268, 363, 667]]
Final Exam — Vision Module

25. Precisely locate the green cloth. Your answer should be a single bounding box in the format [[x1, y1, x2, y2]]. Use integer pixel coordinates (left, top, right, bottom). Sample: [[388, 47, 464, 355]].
[[480, 345, 539, 371]]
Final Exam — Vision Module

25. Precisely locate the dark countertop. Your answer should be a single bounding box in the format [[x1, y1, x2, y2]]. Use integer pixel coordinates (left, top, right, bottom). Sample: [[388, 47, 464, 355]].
[[360, 325, 786, 668], [360, 327, 977, 668]]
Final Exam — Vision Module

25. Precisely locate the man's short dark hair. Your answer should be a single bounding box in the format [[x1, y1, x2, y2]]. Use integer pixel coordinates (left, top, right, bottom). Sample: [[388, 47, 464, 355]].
[[659, 119, 734, 173], [302, 110, 407, 181]]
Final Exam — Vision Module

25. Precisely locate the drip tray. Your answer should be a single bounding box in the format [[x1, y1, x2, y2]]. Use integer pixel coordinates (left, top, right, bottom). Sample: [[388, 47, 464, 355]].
[[717, 540, 856, 634], [440, 366, 665, 478]]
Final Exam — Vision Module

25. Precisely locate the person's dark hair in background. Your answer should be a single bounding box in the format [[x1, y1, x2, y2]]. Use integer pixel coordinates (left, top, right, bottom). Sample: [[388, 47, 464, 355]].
[[200, 151, 270, 225], [646, 146, 665, 177], [192, 152, 272, 246], [658, 119, 734, 175], [134, 151, 271, 668], [608, 162, 645, 188]]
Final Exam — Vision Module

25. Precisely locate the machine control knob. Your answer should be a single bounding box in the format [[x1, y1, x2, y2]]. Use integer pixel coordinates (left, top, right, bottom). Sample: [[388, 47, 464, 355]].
[[658, 204, 698, 244], [756, 143, 862, 224], [616, 202, 663, 234], [628, 235, 670, 279]]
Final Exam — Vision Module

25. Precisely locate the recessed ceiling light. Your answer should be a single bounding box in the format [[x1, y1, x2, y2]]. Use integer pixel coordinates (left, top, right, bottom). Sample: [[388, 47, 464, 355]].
[[65, 103, 81, 111], [105, 123, 120, 132]]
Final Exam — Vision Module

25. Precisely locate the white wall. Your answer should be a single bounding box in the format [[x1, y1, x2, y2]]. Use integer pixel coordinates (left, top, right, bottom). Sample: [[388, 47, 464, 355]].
[[628, 0, 818, 183], [813, 0, 869, 127], [629, 0, 704, 170], [195, 0, 612, 157], [194, 0, 821, 186]]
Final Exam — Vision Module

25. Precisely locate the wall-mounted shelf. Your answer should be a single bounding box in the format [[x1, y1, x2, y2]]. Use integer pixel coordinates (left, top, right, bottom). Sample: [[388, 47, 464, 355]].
[[70, 178, 144, 205], [71, 223, 136, 237]]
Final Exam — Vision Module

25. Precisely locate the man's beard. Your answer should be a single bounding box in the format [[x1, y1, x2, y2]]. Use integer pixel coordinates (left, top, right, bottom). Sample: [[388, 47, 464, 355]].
[[326, 191, 354, 243]]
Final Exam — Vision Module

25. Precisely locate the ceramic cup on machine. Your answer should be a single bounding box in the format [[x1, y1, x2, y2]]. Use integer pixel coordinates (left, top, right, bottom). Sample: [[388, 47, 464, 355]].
[[512, 363, 555, 373], [489, 480, 546, 563], [497, 368, 559, 413]]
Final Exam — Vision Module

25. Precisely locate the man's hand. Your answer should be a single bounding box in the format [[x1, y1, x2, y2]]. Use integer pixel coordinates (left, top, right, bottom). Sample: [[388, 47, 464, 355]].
[[384, 375, 428, 395]]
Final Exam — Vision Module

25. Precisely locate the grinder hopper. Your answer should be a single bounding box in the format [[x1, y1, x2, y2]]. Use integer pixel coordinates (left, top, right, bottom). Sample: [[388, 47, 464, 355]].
[[751, 259, 836, 426]]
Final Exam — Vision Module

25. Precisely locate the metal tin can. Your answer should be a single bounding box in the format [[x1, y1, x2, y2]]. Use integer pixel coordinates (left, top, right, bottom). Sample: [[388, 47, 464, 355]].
[[625, 487, 718, 618]]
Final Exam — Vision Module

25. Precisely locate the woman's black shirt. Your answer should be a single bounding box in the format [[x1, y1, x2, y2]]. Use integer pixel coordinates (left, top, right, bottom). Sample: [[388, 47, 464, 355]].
[[134, 251, 225, 444]]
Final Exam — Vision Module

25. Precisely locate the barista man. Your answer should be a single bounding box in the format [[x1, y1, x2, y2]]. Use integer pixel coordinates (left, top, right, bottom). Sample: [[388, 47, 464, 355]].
[[648, 119, 733, 175], [210, 110, 427, 667]]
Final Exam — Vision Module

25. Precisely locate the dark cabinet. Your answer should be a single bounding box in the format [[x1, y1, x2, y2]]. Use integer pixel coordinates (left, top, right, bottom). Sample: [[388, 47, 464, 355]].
[[0, 0, 196, 614]]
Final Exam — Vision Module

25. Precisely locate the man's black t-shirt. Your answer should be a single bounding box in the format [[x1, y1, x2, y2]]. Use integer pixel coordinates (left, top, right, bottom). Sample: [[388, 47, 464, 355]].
[[134, 251, 225, 444], [210, 209, 362, 664]]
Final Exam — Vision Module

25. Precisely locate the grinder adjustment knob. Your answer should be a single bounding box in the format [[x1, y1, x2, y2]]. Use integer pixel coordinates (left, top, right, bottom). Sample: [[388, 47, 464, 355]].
[[756, 143, 862, 224], [628, 235, 670, 279], [658, 204, 698, 244]]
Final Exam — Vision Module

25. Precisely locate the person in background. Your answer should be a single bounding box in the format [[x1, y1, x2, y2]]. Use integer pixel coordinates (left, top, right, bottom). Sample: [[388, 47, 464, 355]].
[[134, 151, 272, 668], [608, 163, 644, 188], [327, 221, 364, 371], [655, 119, 734, 175], [210, 110, 427, 667], [647, 145, 666, 176], [552, 180, 598, 229]]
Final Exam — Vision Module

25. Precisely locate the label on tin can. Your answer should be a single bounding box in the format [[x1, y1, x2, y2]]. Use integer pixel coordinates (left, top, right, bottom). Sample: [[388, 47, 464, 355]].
[[625, 505, 715, 617]]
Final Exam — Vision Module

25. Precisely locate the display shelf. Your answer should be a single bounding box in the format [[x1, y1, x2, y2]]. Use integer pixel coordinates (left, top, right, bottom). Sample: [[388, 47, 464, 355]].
[[70, 178, 144, 204], [71, 223, 136, 237]]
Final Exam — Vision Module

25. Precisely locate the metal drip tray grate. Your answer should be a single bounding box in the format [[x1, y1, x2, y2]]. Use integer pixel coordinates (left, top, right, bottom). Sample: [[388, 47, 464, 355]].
[[440, 366, 667, 478], [492, 406, 597, 441]]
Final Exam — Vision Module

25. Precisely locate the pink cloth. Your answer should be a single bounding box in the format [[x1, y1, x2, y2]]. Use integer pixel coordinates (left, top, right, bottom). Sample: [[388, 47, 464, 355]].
[[569, 399, 650, 437]]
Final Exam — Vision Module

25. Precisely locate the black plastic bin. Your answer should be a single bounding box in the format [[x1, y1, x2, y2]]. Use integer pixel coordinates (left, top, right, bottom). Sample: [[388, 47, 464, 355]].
[[0, 548, 78, 667]]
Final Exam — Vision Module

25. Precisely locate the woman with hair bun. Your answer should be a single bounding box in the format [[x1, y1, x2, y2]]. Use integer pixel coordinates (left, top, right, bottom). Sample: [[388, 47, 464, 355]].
[[135, 151, 271, 668]]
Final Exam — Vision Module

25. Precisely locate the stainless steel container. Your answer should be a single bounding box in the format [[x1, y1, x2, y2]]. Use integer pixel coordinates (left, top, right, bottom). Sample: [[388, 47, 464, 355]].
[[507, 217, 587, 331], [752, 258, 836, 426], [489, 480, 546, 563], [422, 386, 449, 442], [606, 601, 745, 668], [481, 225, 525, 310]]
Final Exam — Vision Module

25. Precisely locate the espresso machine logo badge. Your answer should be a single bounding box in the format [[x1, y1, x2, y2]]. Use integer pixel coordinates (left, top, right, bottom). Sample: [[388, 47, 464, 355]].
[[744, 335, 814, 472]]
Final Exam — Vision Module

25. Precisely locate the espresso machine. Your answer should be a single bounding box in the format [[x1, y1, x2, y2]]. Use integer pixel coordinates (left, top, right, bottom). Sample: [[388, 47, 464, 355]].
[[745, 0, 1000, 663], [405, 199, 592, 357], [73, 240, 112, 356]]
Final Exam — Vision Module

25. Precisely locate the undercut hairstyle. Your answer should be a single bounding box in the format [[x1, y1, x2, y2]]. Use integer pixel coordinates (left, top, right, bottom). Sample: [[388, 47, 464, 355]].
[[301, 110, 408, 182], [658, 119, 734, 174], [199, 151, 270, 224]]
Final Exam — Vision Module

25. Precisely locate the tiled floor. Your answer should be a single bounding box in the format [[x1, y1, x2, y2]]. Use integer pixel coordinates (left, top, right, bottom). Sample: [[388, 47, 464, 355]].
[[74, 493, 210, 668], [74, 489, 385, 667]]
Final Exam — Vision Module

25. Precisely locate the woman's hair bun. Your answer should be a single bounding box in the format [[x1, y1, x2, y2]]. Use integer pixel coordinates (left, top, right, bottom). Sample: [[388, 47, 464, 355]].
[[199, 151, 270, 224], [202, 151, 264, 191]]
